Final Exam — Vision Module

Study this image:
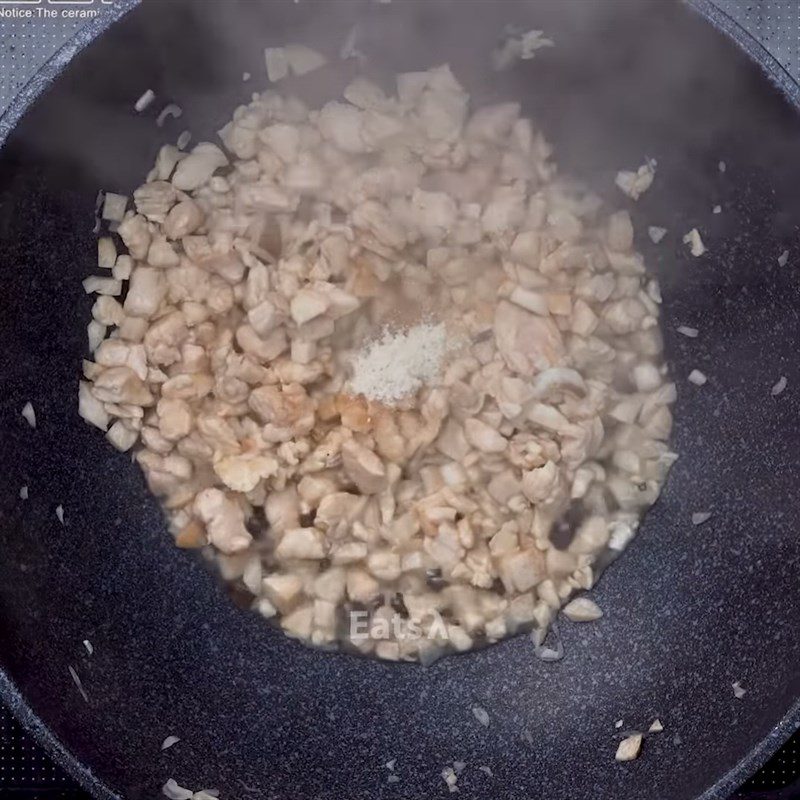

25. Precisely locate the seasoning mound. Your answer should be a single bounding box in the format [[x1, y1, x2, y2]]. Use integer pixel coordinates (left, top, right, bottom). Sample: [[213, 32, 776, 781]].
[[349, 323, 449, 404]]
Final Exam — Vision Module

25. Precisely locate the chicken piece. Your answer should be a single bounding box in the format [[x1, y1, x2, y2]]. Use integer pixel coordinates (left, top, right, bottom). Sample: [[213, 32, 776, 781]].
[[193, 488, 252, 554], [341, 439, 387, 494], [164, 199, 204, 240], [521, 461, 560, 504], [265, 487, 300, 533], [290, 288, 330, 325], [275, 527, 327, 560], [92, 366, 154, 406], [156, 398, 193, 441], [134, 181, 177, 223], [214, 453, 279, 493], [494, 300, 565, 375], [118, 214, 151, 260], [123, 267, 167, 319], [464, 418, 507, 453], [249, 383, 315, 435], [263, 572, 304, 611]]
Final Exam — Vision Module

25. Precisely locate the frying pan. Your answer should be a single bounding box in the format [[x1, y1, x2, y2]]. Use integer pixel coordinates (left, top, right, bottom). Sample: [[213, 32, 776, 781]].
[[0, 1, 798, 799]]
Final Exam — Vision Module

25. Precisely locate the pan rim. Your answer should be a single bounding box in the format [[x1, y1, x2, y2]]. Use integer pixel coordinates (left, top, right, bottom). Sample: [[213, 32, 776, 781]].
[[0, 2, 798, 799]]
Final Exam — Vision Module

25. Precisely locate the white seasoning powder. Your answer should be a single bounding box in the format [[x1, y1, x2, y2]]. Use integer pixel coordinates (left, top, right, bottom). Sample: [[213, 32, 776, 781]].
[[349, 323, 449, 404]]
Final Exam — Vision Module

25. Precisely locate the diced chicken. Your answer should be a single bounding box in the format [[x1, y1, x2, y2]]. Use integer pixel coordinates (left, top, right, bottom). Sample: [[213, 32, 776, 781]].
[[464, 418, 507, 453], [92, 366, 154, 406], [290, 288, 330, 325], [341, 440, 387, 494], [275, 527, 327, 560], [194, 488, 252, 554]]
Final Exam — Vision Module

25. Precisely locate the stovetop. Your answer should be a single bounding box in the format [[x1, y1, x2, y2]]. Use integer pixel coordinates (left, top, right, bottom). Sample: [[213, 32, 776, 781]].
[[0, 1, 798, 798]]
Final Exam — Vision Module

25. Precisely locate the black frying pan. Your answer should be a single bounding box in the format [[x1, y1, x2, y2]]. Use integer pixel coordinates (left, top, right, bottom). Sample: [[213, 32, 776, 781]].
[[1, 2, 798, 799]]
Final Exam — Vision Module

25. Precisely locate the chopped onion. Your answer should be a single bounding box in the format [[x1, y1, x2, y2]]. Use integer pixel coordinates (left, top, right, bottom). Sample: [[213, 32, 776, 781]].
[[56, 505, 65, 525], [284, 44, 327, 76], [691, 511, 712, 526], [19, 485, 28, 501], [161, 735, 181, 751], [161, 779, 193, 800], [21, 401, 36, 428], [732, 681, 746, 699], [68, 665, 88, 702], [778, 249, 789, 267], [683, 228, 706, 257], [102, 192, 128, 222], [676, 325, 699, 338], [83, 639, 94, 655], [688, 369, 707, 386], [157, 103, 183, 128], [134, 89, 155, 113], [533, 621, 564, 661], [771, 376, 787, 396], [472, 705, 490, 727], [177, 130, 192, 151]]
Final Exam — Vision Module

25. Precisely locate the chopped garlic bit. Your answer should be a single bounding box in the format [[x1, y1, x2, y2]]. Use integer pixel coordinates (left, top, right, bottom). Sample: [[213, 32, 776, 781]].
[[562, 596, 603, 622], [135, 89, 155, 113], [676, 325, 699, 338], [683, 228, 706, 257], [616, 159, 656, 201], [712, 205, 721, 214], [615, 733, 643, 762], [777, 249, 789, 267], [161, 735, 181, 751], [21, 401, 36, 429], [493, 27, 554, 71], [472, 705, 490, 727], [441, 766, 459, 793], [55, 504, 65, 525], [647, 226, 667, 244], [162, 780, 193, 800], [19, 485, 28, 501], [732, 681, 746, 699], [691, 511, 712, 526], [771, 376, 787, 396], [614, 719, 624, 729], [718, 160, 726, 173], [648, 719, 664, 733], [688, 369, 707, 386]]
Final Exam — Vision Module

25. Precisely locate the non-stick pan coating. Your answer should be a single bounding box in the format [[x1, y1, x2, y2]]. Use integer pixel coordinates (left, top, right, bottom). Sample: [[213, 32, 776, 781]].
[[0, 2, 798, 799]]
